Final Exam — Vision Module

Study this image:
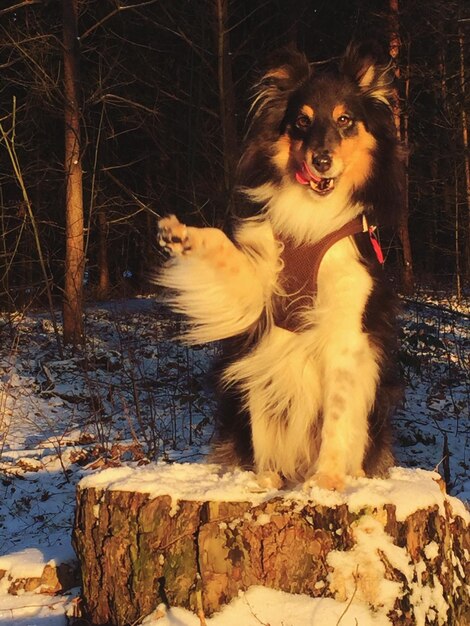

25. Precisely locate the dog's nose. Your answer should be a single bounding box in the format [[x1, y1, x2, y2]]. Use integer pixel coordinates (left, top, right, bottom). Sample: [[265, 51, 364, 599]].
[[312, 152, 332, 173]]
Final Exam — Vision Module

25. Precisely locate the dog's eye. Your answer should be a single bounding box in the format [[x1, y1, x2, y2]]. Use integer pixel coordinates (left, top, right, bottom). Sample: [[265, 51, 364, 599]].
[[337, 114, 354, 129], [295, 114, 312, 130]]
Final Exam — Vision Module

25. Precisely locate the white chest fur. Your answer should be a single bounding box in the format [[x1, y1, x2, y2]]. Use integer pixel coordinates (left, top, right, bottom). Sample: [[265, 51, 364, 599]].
[[224, 225, 378, 485]]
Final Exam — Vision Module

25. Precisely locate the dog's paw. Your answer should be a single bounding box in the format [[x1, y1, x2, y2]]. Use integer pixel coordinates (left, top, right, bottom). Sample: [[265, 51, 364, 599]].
[[304, 472, 346, 492], [249, 471, 284, 492], [157, 215, 191, 256]]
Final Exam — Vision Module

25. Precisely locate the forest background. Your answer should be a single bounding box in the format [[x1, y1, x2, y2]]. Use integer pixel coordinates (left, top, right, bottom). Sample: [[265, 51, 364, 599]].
[[0, 0, 469, 345]]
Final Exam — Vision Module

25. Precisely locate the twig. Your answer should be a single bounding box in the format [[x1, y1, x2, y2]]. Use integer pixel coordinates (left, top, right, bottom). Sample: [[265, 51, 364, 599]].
[[80, 0, 160, 40], [0, 1, 42, 17], [0, 98, 63, 358], [195, 574, 207, 626], [243, 593, 270, 625], [336, 567, 359, 626], [103, 169, 160, 217]]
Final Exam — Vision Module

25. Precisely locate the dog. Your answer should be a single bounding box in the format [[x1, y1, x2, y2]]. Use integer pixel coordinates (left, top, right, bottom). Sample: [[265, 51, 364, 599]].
[[156, 43, 403, 491]]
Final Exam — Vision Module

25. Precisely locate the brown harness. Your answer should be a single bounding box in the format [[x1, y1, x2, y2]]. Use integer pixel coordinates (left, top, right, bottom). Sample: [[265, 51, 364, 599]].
[[275, 215, 366, 332]]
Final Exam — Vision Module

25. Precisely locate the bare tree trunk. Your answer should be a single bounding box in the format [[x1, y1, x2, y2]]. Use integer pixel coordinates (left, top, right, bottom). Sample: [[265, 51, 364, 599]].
[[457, 22, 470, 281], [389, 0, 414, 294], [455, 171, 462, 300], [63, 0, 85, 346], [96, 201, 110, 300], [214, 0, 238, 201], [438, 44, 455, 286]]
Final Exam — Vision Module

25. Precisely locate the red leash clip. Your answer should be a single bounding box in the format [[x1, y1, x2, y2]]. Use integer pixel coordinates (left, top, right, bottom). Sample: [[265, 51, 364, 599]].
[[368, 225, 385, 265]]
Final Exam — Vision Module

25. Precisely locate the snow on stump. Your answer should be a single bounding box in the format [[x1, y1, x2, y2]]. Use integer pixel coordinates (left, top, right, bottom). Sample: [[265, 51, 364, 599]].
[[73, 463, 469, 626]]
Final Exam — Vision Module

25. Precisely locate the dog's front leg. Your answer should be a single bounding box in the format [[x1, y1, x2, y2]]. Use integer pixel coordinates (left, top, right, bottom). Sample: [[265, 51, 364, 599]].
[[156, 215, 267, 343], [309, 331, 379, 491], [304, 243, 380, 491]]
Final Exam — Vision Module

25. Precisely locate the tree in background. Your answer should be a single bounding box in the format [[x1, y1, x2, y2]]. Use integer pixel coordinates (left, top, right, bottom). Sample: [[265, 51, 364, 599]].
[[62, 0, 85, 346], [389, 0, 414, 294], [214, 0, 238, 205], [401, 0, 469, 296], [457, 17, 469, 294]]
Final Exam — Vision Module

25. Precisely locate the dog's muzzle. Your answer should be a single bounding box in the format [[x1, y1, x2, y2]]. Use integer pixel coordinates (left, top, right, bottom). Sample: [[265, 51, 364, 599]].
[[295, 160, 335, 195]]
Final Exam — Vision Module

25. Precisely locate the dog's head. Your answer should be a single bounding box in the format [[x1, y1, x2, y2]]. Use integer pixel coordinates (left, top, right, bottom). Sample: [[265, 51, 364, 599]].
[[238, 43, 403, 227]]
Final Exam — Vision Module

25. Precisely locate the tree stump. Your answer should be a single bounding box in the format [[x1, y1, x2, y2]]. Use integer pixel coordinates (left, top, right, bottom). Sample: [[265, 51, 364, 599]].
[[73, 463, 469, 626]]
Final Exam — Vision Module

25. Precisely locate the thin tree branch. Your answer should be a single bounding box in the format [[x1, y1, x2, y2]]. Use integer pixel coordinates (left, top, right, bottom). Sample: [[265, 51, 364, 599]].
[[80, 0, 160, 41], [100, 93, 158, 116], [0, 1, 42, 17], [103, 169, 160, 218], [0, 98, 63, 357]]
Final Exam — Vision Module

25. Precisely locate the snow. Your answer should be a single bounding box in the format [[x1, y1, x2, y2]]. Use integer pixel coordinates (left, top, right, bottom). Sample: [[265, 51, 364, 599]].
[[78, 462, 469, 523], [141, 587, 392, 626], [0, 548, 64, 581], [328, 517, 408, 613], [0, 296, 468, 625], [0, 590, 79, 626]]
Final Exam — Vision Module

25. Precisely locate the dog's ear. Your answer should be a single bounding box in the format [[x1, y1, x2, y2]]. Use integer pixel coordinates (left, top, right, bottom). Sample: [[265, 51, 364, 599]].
[[237, 48, 310, 191], [260, 47, 311, 92], [250, 47, 311, 122], [342, 42, 394, 106]]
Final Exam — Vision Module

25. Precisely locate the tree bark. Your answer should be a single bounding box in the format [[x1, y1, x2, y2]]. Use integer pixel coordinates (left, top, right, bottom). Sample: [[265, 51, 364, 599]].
[[389, 0, 414, 294], [457, 22, 470, 281], [73, 470, 469, 626], [63, 0, 85, 346], [214, 0, 238, 201], [96, 201, 110, 300]]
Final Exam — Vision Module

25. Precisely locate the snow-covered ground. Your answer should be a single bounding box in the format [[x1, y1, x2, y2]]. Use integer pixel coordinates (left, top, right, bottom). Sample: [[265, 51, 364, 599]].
[[0, 294, 468, 625]]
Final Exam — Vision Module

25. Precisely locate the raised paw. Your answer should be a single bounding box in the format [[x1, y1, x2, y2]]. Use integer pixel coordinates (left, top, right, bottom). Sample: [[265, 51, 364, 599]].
[[157, 214, 191, 256]]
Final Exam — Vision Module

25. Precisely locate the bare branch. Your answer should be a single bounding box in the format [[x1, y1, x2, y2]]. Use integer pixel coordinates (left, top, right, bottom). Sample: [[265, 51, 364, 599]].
[[0, 1, 42, 17], [133, 7, 216, 76], [80, 0, 160, 41], [100, 93, 158, 116], [103, 169, 160, 218], [1, 27, 56, 87]]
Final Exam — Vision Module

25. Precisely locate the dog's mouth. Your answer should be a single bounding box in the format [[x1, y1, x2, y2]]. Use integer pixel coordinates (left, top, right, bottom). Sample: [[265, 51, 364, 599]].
[[295, 161, 335, 196]]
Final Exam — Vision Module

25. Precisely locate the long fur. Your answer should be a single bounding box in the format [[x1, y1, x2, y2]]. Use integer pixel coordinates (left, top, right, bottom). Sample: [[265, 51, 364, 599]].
[[155, 43, 403, 491]]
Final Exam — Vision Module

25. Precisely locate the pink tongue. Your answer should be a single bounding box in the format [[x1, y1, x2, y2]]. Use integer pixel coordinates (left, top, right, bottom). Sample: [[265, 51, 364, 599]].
[[296, 161, 322, 185], [295, 170, 310, 185]]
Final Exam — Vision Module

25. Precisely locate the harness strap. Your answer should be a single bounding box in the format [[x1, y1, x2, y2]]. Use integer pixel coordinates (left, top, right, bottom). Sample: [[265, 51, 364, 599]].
[[275, 215, 366, 331]]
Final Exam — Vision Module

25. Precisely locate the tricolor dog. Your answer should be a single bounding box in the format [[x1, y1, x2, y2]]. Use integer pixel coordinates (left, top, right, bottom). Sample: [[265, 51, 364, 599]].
[[156, 44, 403, 491]]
